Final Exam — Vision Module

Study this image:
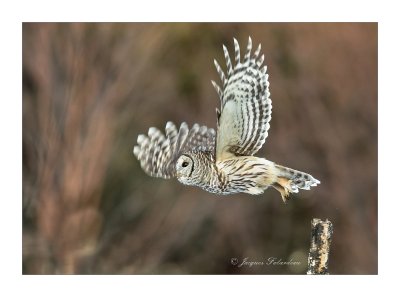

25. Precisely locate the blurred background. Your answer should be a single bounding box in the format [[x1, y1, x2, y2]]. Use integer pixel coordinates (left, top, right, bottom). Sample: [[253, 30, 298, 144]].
[[22, 23, 377, 274]]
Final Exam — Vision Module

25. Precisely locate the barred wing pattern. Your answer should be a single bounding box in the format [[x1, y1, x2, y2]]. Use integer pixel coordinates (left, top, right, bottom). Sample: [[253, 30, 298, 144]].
[[133, 122, 216, 179], [212, 37, 272, 161]]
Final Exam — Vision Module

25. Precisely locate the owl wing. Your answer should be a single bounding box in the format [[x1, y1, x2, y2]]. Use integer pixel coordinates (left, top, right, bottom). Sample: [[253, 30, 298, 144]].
[[133, 122, 216, 179], [212, 37, 272, 162]]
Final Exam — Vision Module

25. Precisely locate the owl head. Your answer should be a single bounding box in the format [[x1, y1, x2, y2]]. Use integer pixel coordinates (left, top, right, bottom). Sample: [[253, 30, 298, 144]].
[[176, 154, 196, 185]]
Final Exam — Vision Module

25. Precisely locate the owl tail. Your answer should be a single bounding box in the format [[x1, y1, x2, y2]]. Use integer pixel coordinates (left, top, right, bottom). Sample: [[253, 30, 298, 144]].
[[272, 164, 320, 203]]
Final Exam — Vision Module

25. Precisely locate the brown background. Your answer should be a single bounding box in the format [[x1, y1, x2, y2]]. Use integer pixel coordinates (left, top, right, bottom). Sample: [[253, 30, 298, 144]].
[[23, 23, 377, 274]]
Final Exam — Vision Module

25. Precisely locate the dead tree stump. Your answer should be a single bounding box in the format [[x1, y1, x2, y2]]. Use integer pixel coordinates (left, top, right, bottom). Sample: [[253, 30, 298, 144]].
[[307, 218, 333, 275]]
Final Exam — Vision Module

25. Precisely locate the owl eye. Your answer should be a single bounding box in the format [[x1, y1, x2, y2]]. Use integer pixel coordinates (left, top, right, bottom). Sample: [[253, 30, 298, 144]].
[[182, 161, 189, 167]]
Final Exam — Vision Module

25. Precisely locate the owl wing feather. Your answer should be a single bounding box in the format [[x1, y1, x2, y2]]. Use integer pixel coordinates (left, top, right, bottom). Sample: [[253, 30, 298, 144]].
[[133, 122, 216, 178], [212, 37, 272, 162]]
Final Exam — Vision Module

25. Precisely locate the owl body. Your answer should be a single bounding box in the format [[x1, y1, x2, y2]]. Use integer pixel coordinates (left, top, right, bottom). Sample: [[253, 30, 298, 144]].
[[175, 151, 274, 195], [134, 37, 320, 202], [217, 156, 277, 195]]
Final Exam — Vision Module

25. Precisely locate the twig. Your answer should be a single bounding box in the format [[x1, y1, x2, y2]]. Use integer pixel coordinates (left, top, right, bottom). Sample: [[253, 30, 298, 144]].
[[307, 218, 333, 275]]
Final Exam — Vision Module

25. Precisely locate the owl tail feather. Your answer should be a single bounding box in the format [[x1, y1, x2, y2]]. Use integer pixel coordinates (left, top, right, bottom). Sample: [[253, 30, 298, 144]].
[[272, 164, 320, 203]]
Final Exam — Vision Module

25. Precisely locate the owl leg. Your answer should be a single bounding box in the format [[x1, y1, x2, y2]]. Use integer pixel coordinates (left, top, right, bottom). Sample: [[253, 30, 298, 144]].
[[272, 164, 320, 203], [272, 178, 292, 203]]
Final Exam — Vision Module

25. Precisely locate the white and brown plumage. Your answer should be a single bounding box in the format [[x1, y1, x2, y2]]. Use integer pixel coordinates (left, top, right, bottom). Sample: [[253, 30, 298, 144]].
[[133, 37, 320, 202]]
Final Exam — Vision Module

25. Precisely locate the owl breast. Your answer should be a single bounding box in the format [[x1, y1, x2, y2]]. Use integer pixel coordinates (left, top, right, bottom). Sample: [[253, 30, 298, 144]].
[[215, 156, 277, 195]]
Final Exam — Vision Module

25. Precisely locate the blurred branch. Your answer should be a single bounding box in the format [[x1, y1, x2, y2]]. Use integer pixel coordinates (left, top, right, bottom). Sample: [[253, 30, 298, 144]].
[[23, 23, 167, 274], [307, 218, 333, 275]]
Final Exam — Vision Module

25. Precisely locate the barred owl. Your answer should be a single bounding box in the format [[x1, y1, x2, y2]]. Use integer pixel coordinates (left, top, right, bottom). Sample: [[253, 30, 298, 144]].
[[133, 37, 320, 202]]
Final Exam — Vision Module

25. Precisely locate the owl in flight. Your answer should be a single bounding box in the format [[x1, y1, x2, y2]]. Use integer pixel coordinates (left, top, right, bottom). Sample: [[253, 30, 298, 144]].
[[134, 37, 320, 203]]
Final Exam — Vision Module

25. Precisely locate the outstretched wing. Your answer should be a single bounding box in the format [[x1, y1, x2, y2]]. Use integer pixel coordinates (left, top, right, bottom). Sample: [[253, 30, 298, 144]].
[[133, 122, 216, 179], [212, 37, 272, 161]]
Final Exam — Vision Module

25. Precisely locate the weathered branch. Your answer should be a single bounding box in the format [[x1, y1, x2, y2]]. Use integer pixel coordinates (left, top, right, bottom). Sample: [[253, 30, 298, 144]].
[[307, 218, 333, 275]]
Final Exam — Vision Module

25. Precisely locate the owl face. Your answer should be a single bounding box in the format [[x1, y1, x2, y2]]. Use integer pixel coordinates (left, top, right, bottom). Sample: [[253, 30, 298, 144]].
[[176, 154, 196, 185]]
